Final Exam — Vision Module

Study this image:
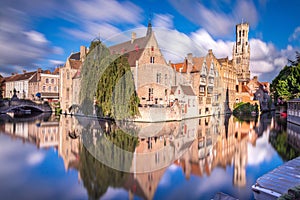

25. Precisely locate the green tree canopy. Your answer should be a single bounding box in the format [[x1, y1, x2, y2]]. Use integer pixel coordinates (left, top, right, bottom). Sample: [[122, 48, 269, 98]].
[[80, 40, 140, 119], [271, 53, 300, 102]]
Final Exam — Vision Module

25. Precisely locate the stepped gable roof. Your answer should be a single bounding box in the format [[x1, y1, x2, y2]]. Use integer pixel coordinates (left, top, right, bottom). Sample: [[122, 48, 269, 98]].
[[180, 85, 196, 96], [109, 35, 150, 67]]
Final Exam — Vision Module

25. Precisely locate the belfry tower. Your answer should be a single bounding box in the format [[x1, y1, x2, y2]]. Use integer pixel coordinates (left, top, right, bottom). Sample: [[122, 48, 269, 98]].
[[233, 23, 250, 83]]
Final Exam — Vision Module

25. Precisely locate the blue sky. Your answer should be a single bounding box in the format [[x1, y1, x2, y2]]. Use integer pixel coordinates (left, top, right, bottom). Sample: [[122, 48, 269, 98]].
[[0, 0, 299, 82]]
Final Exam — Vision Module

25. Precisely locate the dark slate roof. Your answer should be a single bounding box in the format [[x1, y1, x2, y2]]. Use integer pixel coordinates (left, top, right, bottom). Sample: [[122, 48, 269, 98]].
[[109, 35, 150, 67], [70, 52, 80, 60], [180, 85, 196, 96]]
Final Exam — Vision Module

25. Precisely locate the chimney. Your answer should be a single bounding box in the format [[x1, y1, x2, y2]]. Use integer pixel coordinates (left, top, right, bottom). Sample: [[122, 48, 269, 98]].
[[37, 68, 42, 81], [80, 46, 87, 62], [187, 53, 193, 73], [131, 32, 136, 44], [208, 49, 213, 56], [23, 70, 26, 73]]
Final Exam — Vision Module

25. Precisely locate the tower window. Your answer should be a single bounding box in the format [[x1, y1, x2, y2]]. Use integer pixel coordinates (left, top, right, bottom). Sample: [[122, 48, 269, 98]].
[[151, 46, 154, 51]]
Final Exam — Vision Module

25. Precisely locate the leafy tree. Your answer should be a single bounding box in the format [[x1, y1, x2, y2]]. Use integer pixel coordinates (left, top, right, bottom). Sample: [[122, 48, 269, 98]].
[[288, 51, 300, 66], [271, 53, 300, 102], [80, 40, 140, 119]]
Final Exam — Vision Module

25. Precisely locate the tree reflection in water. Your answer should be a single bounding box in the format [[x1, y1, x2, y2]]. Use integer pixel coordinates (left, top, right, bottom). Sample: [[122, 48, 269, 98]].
[[79, 145, 130, 199]]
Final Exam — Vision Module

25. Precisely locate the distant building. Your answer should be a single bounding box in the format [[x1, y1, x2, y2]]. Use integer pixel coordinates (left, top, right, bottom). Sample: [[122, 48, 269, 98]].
[[171, 50, 223, 116], [28, 68, 60, 101], [170, 85, 198, 118], [5, 71, 36, 99]]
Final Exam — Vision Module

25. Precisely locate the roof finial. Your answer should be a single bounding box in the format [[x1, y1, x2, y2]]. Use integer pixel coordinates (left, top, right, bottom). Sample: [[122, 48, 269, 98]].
[[242, 18, 244, 24]]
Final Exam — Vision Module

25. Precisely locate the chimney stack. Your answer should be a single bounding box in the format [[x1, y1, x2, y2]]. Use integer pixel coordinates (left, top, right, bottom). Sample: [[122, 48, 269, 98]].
[[131, 32, 136, 44], [23, 70, 26, 73], [80, 46, 87, 62], [37, 68, 42, 81]]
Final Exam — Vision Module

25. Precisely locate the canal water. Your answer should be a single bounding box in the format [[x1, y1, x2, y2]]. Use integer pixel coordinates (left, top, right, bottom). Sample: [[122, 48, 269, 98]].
[[0, 112, 299, 200]]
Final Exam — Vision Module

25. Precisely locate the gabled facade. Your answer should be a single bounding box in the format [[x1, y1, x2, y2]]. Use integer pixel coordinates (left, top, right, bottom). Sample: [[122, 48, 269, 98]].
[[218, 57, 237, 111], [109, 22, 175, 107], [171, 50, 224, 116], [60, 46, 87, 113]]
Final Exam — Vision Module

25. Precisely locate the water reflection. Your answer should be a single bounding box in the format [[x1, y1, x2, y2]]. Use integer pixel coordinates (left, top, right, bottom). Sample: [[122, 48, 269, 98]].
[[0, 112, 299, 200]]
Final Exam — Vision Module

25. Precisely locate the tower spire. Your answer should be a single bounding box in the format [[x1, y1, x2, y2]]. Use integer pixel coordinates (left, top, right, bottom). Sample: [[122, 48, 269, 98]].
[[146, 13, 152, 36]]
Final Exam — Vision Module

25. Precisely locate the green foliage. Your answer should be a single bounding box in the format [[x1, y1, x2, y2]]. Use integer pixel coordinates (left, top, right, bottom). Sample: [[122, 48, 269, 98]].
[[271, 53, 300, 102], [79, 146, 130, 199], [269, 131, 300, 161], [79, 40, 140, 119], [79, 123, 139, 199], [233, 102, 258, 116]]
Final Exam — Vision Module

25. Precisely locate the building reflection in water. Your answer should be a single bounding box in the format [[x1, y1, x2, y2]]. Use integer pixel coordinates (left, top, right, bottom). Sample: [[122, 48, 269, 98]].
[[0, 112, 299, 199]]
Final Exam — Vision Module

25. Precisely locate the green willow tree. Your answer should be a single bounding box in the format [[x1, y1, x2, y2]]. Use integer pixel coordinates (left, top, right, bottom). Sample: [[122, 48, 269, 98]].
[[80, 40, 140, 119], [271, 52, 300, 102]]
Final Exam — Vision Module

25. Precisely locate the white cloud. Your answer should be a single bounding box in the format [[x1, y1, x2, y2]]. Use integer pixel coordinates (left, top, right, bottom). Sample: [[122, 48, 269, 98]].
[[248, 130, 276, 165], [26, 152, 45, 166], [169, 0, 259, 37], [289, 26, 300, 41], [24, 31, 48, 44], [52, 46, 64, 55], [153, 14, 174, 29], [154, 28, 206, 62], [191, 29, 234, 58], [70, 0, 143, 25], [49, 59, 65, 66]]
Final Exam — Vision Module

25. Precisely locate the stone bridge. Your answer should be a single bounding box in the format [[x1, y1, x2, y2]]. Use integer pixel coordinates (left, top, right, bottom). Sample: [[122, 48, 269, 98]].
[[0, 99, 52, 114]]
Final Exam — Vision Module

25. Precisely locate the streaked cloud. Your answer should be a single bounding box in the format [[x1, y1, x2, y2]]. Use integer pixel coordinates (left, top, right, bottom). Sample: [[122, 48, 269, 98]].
[[153, 14, 174, 29], [289, 26, 300, 42], [169, 0, 258, 37]]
